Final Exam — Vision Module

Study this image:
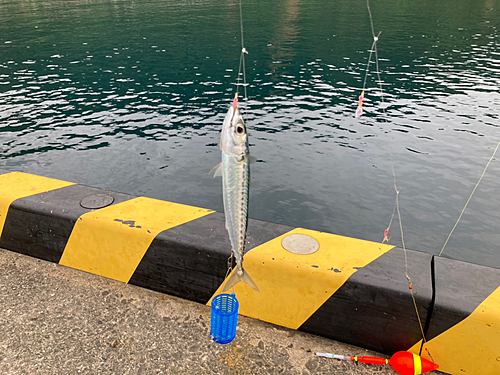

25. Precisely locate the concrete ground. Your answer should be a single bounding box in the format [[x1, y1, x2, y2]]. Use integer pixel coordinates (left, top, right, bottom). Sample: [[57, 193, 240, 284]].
[[0, 248, 443, 375]]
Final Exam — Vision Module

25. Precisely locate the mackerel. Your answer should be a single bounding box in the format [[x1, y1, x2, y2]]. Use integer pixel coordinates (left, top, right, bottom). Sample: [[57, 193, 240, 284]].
[[211, 97, 259, 292]]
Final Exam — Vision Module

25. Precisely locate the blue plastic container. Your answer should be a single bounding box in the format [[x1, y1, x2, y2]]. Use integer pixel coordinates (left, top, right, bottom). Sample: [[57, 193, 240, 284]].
[[210, 293, 239, 344]]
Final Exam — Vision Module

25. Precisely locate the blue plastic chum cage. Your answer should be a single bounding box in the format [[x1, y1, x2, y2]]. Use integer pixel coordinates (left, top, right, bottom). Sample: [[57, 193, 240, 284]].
[[210, 293, 239, 344]]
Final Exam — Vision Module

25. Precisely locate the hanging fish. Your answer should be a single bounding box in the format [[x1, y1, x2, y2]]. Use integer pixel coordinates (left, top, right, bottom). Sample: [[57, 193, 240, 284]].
[[211, 95, 259, 292], [355, 90, 365, 118]]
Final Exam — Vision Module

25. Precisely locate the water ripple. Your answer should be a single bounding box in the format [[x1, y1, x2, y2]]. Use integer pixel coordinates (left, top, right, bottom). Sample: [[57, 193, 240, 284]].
[[1, 0, 500, 268]]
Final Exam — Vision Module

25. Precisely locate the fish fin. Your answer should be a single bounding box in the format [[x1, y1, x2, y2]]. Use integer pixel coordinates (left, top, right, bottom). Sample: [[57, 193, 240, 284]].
[[222, 266, 260, 293], [248, 155, 257, 164], [209, 162, 223, 177], [241, 268, 259, 292]]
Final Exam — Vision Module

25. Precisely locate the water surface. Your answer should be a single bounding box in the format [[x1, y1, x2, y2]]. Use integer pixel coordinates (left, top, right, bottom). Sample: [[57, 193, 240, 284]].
[[1, 0, 500, 268]]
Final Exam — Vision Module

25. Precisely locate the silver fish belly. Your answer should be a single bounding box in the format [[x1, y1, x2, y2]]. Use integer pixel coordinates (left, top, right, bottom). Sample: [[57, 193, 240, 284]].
[[222, 152, 249, 267]]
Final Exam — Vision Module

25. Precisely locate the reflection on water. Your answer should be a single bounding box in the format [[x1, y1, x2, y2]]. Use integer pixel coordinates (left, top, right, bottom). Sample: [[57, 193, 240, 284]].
[[267, 0, 300, 87], [1, 0, 500, 268]]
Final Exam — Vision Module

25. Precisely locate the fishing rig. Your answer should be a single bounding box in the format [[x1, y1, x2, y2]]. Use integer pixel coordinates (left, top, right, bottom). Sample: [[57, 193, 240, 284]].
[[351, 0, 437, 367], [348, 0, 500, 371], [354, 0, 381, 119], [210, 0, 249, 345]]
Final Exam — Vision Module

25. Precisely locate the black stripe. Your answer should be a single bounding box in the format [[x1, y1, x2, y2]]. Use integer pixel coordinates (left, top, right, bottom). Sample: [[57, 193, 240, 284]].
[[426, 256, 500, 341], [299, 247, 433, 355], [129, 212, 293, 304], [0, 184, 135, 263]]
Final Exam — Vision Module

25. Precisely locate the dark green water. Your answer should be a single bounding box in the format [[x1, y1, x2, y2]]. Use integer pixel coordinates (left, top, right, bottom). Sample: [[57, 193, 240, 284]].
[[1, 0, 500, 268]]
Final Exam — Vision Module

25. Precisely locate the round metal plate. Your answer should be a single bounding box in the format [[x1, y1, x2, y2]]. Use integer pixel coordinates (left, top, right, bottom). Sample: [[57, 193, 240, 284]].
[[281, 234, 319, 255], [80, 194, 115, 209]]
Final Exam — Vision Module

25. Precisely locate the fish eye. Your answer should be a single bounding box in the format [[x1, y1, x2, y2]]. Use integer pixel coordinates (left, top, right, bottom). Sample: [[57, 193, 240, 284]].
[[235, 124, 245, 135]]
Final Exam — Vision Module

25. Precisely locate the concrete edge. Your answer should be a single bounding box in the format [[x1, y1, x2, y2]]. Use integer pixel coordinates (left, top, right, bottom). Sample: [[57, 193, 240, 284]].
[[0, 168, 499, 375]]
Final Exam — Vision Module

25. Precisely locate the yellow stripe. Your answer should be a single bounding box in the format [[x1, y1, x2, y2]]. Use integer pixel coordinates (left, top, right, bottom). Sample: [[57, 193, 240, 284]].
[[208, 228, 393, 329], [0, 172, 74, 236], [409, 286, 500, 375], [59, 197, 213, 283], [413, 353, 422, 375]]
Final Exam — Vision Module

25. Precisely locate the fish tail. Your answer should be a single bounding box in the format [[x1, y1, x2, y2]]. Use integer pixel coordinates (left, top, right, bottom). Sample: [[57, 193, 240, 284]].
[[222, 266, 260, 293]]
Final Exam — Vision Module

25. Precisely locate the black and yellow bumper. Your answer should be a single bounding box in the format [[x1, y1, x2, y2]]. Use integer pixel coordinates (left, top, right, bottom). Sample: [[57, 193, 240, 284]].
[[0, 169, 498, 375]]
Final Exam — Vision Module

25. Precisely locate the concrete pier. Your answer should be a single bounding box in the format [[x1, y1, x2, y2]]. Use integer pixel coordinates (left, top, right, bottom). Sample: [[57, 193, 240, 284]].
[[0, 248, 442, 375]]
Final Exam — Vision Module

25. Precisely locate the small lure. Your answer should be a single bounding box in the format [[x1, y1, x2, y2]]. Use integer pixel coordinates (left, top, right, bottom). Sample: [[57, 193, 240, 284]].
[[355, 90, 365, 118], [382, 228, 390, 243]]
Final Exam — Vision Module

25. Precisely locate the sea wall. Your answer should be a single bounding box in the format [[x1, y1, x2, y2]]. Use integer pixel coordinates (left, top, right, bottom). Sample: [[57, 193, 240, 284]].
[[0, 169, 498, 375]]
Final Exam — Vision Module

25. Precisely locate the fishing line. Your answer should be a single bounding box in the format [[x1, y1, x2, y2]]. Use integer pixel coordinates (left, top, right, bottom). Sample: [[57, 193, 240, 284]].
[[236, 0, 248, 99], [382, 165, 397, 244], [438, 140, 500, 257], [360, 0, 432, 358], [361, 0, 396, 248], [361, 38, 377, 92], [359, 0, 378, 93]]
